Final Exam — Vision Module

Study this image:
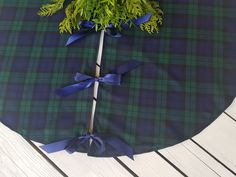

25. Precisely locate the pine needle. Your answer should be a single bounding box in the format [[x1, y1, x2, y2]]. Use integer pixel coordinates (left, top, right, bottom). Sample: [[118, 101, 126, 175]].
[[38, 0, 163, 34]]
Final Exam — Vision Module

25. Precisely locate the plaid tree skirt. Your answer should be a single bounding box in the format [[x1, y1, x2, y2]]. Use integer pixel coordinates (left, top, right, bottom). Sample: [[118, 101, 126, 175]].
[[0, 0, 236, 156]]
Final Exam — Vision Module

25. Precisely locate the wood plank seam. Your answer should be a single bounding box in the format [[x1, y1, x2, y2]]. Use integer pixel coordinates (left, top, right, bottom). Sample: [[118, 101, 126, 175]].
[[182, 144, 221, 176], [25, 139, 68, 177], [223, 111, 236, 122], [113, 157, 139, 177], [190, 138, 236, 176], [155, 150, 188, 177]]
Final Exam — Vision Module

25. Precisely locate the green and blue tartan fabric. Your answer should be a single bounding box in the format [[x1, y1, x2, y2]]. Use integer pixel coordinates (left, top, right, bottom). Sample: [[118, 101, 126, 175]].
[[0, 0, 236, 156]]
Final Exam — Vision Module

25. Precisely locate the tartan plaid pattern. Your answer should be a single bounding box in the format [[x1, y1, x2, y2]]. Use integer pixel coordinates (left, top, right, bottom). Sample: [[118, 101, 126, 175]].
[[0, 0, 236, 155], [0, 0, 99, 143]]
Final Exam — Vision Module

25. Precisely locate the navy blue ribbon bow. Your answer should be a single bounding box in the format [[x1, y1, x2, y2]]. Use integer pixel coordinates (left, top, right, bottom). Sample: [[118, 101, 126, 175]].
[[40, 133, 134, 160], [56, 60, 140, 97], [66, 13, 152, 46]]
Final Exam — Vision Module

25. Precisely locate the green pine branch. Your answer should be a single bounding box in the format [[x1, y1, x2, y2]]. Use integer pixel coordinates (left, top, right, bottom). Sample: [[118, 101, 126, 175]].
[[38, 0, 65, 16], [38, 0, 163, 34]]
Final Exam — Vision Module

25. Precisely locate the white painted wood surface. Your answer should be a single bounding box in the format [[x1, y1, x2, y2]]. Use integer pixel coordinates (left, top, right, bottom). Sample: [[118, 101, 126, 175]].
[[225, 99, 236, 120], [118, 152, 183, 177], [0, 123, 62, 177], [159, 144, 219, 177], [192, 113, 236, 173], [0, 98, 236, 176], [34, 142, 133, 177], [182, 140, 235, 177]]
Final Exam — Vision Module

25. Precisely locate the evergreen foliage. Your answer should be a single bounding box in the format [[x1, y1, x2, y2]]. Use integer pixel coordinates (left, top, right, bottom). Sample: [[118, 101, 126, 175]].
[[38, 0, 163, 34]]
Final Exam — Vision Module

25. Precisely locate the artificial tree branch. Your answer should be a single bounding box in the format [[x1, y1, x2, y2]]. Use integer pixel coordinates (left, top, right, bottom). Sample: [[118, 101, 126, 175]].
[[38, 0, 163, 34]]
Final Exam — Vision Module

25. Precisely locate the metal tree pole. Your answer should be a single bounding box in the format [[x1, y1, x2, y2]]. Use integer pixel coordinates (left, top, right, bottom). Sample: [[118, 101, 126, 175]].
[[88, 30, 105, 134]]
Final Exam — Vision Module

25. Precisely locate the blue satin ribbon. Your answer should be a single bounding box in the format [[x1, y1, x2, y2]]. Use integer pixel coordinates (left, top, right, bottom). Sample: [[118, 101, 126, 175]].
[[56, 60, 140, 97], [66, 13, 152, 46], [40, 133, 134, 160]]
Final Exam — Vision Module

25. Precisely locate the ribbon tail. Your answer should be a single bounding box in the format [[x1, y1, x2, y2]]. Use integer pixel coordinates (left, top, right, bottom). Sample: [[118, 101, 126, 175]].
[[106, 137, 134, 160], [133, 13, 153, 25], [112, 60, 141, 75], [40, 139, 70, 153], [101, 74, 121, 85], [56, 80, 94, 97], [66, 30, 91, 46]]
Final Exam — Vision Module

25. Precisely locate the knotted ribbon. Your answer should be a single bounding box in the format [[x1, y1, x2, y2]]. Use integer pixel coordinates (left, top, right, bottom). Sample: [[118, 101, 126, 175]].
[[66, 13, 152, 46], [56, 60, 140, 97], [40, 133, 134, 160]]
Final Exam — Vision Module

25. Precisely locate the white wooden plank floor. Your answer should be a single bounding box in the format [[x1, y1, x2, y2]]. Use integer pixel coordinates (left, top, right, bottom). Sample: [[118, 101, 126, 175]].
[[0, 123, 62, 177], [0, 98, 236, 177]]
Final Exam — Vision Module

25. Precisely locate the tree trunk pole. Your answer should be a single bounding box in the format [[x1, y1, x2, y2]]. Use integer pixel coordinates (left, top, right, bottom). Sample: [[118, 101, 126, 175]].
[[88, 30, 105, 134]]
